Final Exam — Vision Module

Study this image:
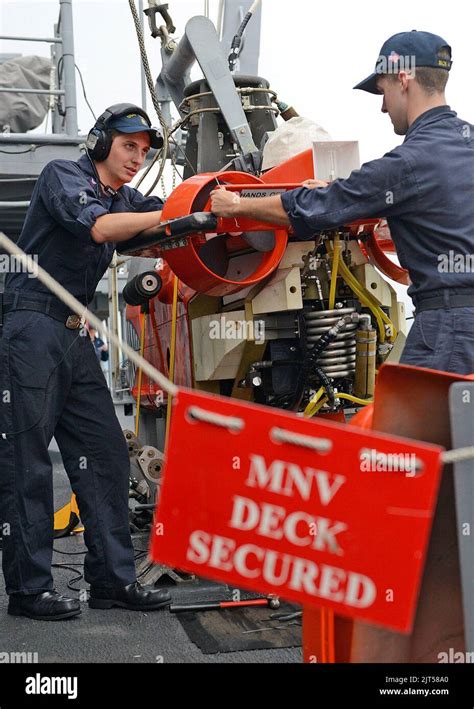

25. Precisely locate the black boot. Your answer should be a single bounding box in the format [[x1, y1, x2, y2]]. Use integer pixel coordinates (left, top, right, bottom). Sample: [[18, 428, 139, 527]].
[[8, 591, 81, 621], [88, 581, 171, 610]]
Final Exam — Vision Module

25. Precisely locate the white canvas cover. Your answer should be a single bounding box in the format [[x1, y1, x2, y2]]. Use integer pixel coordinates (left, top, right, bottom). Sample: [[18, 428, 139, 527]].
[[0, 55, 52, 133], [262, 116, 332, 170]]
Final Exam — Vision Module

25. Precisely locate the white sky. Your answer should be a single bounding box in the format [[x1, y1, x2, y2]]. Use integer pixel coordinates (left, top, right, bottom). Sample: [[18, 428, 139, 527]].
[[1, 0, 472, 166]]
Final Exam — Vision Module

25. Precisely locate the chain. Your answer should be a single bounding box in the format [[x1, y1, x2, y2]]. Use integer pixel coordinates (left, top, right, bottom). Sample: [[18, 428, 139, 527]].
[[171, 150, 178, 191]]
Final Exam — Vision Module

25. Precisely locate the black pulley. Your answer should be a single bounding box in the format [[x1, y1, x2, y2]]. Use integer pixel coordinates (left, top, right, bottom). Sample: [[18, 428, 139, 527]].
[[123, 271, 162, 307]]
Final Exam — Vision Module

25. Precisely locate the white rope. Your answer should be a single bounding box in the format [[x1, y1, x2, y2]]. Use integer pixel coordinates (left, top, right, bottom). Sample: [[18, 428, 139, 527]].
[[0, 232, 178, 397], [187, 406, 244, 432], [442, 446, 474, 465], [249, 0, 262, 15], [271, 427, 333, 453]]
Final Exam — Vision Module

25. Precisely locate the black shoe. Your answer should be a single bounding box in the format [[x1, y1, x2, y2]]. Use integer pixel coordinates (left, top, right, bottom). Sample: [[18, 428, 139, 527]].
[[8, 591, 81, 621], [88, 581, 171, 611]]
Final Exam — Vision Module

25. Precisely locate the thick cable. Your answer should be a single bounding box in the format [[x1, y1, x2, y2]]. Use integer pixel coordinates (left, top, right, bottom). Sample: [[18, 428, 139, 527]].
[[128, 0, 170, 196]]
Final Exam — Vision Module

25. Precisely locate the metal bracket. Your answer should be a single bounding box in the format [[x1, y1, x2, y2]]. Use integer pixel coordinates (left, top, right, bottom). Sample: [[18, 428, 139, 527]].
[[137, 445, 164, 487], [144, 3, 176, 39], [160, 16, 257, 155]]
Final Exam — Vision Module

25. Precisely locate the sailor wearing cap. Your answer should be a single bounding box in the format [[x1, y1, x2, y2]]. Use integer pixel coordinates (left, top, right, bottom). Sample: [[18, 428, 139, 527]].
[[211, 31, 474, 375], [0, 104, 171, 619]]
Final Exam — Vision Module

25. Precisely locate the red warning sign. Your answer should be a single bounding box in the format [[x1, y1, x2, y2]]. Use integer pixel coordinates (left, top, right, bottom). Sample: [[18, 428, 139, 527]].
[[151, 388, 443, 632]]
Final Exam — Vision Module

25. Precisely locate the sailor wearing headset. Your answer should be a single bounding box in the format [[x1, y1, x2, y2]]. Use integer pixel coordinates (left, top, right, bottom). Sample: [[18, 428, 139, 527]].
[[0, 103, 171, 620]]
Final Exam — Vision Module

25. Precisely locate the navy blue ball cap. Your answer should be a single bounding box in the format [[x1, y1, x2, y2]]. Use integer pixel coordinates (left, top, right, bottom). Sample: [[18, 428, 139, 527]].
[[108, 113, 164, 149], [354, 30, 452, 94]]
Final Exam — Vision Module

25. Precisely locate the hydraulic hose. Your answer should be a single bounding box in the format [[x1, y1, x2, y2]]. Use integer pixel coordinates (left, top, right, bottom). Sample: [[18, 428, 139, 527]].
[[228, 0, 263, 71], [336, 393, 373, 406], [326, 241, 398, 343], [328, 233, 340, 310], [291, 314, 351, 411]]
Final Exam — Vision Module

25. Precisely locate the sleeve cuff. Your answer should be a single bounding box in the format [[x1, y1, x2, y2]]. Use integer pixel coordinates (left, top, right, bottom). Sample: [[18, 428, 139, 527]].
[[77, 203, 109, 236], [281, 189, 316, 240]]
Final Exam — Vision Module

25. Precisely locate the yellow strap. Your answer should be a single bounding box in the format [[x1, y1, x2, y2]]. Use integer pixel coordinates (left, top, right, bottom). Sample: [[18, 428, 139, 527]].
[[304, 386, 326, 418], [134, 311, 147, 437], [165, 276, 180, 448], [307, 396, 329, 416]]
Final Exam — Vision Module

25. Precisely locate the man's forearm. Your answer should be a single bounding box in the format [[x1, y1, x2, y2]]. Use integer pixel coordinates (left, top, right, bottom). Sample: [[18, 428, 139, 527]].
[[233, 195, 291, 226], [92, 210, 163, 244]]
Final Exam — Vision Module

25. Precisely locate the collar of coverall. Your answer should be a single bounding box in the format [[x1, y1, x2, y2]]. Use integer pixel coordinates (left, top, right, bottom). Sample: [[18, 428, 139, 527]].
[[403, 104, 454, 141], [77, 153, 123, 199]]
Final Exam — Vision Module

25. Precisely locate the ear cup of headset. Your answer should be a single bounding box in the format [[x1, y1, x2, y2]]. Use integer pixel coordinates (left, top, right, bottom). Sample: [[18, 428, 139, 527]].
[[86, 127, 113, 162]]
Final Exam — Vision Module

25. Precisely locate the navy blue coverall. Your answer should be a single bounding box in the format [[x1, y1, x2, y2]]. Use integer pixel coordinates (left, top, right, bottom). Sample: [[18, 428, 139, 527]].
[[282, 106, 474, 375], [0, 153, 163, 595]]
